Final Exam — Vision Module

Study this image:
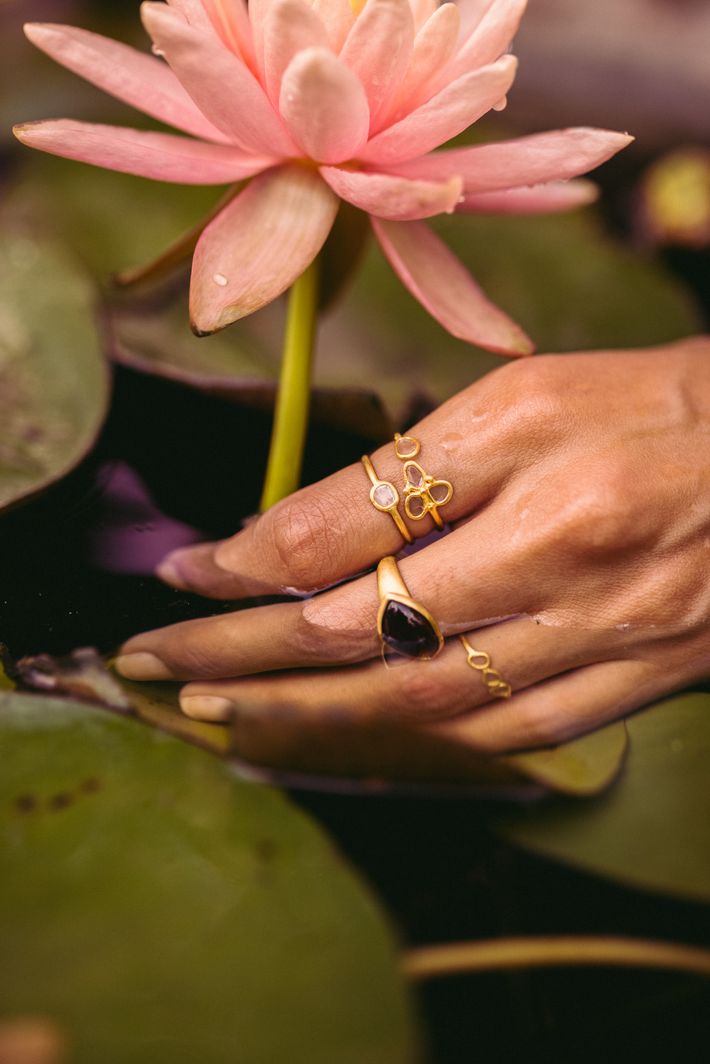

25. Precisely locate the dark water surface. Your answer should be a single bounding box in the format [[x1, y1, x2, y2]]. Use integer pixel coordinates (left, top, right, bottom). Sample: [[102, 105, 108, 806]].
[[2, 367, 709, 1063]]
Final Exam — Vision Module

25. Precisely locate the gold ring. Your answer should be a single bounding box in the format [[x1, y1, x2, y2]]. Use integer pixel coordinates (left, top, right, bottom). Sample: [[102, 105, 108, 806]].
[[361, 455, 413, 545], [377, 556, 443, 659], [394, 433, 453, 530], [460, 636, 512, 699]]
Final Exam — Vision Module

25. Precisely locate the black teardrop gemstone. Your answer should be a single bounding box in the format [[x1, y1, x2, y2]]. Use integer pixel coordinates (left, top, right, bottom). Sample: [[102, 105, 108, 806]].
[[380, 599, 440, 659]]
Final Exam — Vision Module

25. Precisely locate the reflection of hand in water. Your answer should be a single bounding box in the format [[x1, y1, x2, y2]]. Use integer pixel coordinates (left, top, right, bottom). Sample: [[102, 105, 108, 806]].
[[116, 338, 710, 759]]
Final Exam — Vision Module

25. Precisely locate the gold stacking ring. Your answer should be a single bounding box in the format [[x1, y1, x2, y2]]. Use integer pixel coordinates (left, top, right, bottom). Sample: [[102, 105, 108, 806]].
[[376, 556, 443, 660], [460, 636, 512, 699], [361, 454, 413, 545], [394, 433, 453, 529]]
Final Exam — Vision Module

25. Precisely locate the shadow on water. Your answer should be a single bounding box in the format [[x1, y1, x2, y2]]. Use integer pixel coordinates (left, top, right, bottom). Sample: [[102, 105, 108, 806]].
[[2, 366, 710, 1063]]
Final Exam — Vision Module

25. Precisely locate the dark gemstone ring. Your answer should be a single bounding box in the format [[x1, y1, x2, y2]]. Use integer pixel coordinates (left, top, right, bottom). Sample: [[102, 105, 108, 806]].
[[376, 556, 444, 661]]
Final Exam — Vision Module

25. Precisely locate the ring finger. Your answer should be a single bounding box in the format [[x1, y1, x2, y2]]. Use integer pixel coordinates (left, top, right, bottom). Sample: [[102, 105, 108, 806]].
[[176, 617, 631, 724]]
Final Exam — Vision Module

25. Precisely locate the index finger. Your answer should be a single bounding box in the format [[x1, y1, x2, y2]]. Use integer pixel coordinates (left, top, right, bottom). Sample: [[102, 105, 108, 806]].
[[156, 380, 521, 599]]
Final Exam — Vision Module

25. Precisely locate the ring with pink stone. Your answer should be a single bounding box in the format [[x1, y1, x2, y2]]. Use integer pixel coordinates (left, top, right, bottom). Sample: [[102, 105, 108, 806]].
[[394, 434, 454, 530], [361, 454, 413, 546]]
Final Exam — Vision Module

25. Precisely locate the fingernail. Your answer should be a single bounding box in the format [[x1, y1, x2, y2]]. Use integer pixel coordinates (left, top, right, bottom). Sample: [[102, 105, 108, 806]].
[[155, 553, 189, 589], [180, 695, 234, 721], [114, 652, 172, 680]]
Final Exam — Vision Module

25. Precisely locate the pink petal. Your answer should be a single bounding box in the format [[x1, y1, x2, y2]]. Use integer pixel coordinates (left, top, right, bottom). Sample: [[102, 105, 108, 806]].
[[320, 166, 462, 219], [167, 0, 216, 31], [141, 1, 295, 156], [340, 0, 415, 130], [24, 22, 225, 143], [371, 217, 534, 354], [13, 119, 276, 184], [312, 0, 353, 51], [454, 0, 493, 37], [247, 0, 269, 77], [190, 164, 338, 332], [279, 48, 370, 164], [408, 0, 438, 31], [459, 180, 599, 214], [201, 0, 255, 67], [386, 2, 461, 122], [263, 0, 328, 105], [386, 128, 634, 191], [447, 0, 527, 82], [359, 53, 517, 166]]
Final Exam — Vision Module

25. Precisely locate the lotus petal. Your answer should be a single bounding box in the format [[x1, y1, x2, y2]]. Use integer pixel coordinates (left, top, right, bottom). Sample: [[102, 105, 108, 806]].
[[190, 165, 338, 333], [372, 216, 534, 354]]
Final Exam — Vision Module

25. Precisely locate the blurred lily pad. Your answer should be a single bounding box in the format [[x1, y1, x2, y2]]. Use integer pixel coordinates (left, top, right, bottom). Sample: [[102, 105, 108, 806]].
[[0, 226, 109, 513], [0, 691, 417, 1063], [495, 691, 710, 903]]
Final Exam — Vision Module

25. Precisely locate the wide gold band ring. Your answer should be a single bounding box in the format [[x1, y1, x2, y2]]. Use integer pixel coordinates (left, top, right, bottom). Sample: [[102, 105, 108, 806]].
[[376, 556, 444, 660], [361, 455, 413, 545], [460, 636, 512, 699]]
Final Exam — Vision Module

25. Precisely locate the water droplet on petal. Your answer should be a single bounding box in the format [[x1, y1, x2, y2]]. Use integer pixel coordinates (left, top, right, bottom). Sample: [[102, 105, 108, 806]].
[[213, 273, 228, 287]]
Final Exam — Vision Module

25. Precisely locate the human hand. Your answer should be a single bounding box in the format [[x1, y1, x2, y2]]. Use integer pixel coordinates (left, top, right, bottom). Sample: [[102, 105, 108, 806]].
[[115, 338, 710, 769]]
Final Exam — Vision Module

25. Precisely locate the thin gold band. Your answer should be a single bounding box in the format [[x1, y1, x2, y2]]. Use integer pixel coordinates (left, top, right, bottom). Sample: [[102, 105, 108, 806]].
[[460, 636, 512, 699], [361, 455, 413, 545]]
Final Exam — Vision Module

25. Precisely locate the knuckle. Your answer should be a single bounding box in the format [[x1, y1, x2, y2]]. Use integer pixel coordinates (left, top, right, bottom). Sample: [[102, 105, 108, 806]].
[[263, 495, 333, 590], [392, 665, 467, 722], [558, 465, 636, 554], [497, 355, 566, 413], [526, 459, 640, 557], [486, 356, 570, 447], [517, 701, 570, 748]]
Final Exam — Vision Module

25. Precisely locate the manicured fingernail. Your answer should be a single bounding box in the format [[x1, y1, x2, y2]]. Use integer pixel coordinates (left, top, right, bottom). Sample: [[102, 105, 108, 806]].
[[114, 652, 172, 680], [155, 552, 189, 589], [180, 695, 234, 721]]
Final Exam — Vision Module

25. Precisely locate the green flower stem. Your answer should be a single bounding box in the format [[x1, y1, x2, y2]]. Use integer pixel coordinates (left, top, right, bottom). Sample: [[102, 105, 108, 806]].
[[260, 258, 319, 511], [402, 936, 710, 981]]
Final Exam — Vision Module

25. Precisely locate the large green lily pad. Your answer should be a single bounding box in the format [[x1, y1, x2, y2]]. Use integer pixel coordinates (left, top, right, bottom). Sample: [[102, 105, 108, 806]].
[[0, 691, 416, 1063], [495, 691, 710, 903], [0, 228, 109, 513]]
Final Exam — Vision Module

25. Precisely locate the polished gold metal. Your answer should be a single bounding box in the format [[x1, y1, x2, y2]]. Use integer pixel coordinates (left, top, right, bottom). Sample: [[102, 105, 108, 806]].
[[377, 555, 444, 660], [394, 433, 421, 460], [393, 433, 453, 529], [361, 454, 413, 545], [460, 636, 512, 699]]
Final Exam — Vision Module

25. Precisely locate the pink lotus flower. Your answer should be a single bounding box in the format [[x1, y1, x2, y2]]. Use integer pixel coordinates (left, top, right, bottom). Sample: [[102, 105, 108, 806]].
[[15, 0, 631, 354]]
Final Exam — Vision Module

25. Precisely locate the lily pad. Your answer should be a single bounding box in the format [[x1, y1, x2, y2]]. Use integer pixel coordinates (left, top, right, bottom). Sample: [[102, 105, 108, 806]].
[[0, 691, 417, 1063], [0, 227, 109, 513], [495, 691, 710, 903], [503, 721, 628, 797]]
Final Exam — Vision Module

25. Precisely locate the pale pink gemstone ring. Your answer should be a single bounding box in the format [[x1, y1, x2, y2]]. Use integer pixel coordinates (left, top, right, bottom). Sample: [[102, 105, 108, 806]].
[[361, 454, 413, 545]]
